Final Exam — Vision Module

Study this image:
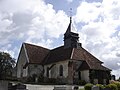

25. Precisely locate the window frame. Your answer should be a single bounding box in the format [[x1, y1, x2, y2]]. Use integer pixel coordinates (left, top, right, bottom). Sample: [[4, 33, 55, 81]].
[[59, 65, 63, 76]]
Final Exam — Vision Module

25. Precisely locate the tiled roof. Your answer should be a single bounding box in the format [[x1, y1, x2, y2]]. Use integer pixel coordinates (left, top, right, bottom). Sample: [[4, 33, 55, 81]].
[[72, 48, 103, 63], [74, 48, 111, 71], [24, 43, 50, 64], [79, 61, 90, 70], [44, 46, 111, 71], [43, 46, 73, 64], [23, 43, 111, 71]]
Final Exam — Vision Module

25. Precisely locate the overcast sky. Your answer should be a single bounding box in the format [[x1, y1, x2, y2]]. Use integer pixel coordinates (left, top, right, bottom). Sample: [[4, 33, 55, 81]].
[[0, 0, 120, 78]]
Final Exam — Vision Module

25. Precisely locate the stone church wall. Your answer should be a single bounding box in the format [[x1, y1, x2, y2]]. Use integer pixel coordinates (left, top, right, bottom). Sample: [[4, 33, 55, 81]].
[[28, 64, 43, 77], [44, 61, 68, 79], [23, 67, 28, 77], [81, 70, 90, 83], [0, 80, 8, 90], [17, 46, 28, 78]]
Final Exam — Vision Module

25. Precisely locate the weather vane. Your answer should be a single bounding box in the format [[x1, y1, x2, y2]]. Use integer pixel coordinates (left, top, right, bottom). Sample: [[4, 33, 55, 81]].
[[69, 8, 72, 17], [69, 8, 73, 23]]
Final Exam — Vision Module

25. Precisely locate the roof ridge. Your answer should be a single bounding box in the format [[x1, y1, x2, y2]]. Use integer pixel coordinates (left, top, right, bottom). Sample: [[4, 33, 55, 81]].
[[50, 45, 64, 51], [23, 42, 50, 50], [42, 51, 51, 65], [83, 51, 91, 69], [70, 48, 74, 59], [85, 60, 91, 69], [23, 42, 50, 64], [23, 43, 30, 63], [101, 65, 112, 71], [82, 47, 103, 63]]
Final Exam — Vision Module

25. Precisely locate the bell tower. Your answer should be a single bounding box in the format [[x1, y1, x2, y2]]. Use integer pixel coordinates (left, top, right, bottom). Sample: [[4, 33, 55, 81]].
[[64, 17, 81, 48]]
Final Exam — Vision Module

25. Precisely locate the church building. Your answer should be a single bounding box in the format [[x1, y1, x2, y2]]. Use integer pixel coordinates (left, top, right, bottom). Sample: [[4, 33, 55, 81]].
[[16, 17, 111, 84]]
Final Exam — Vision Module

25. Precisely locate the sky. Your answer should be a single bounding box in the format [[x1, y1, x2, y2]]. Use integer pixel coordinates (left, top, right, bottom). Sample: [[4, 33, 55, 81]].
[[0, 0, 120, 78]]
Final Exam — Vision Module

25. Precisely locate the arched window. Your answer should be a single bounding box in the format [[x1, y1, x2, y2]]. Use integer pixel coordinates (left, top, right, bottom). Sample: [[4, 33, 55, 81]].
[[59, 65, 63, 76], [47, 67, 49, 77]]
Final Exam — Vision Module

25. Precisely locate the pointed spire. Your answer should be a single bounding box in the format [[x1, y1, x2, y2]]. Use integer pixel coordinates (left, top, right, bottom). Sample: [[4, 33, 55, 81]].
[[70, 16, 72, 24], [65, 16, 72, 34], [65, 8, 73, 34], [64, 8, 81, 48], [69, 8, 72, 32]]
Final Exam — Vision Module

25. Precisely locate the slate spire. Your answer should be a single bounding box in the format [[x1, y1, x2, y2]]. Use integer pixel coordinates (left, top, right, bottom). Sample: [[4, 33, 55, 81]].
[[64, 16, 81, 48], [65, 16, 72, 34]]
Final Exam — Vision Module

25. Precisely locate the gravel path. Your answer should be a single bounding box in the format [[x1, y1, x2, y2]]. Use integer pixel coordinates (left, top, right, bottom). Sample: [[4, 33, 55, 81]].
[[26, 84, 84, 90]]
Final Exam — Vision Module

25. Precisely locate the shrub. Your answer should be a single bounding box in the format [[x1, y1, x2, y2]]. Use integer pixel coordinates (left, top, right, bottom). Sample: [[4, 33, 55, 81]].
[[79, 80, 86, 85], [105, 84, 110, 89], [96, 84, 105, 90], [48, 78, 56, 84], [27, 76, 34, 82], [38, 75, 44, 83], [84, 83, 93, 90], [112, 82, 120, 90], [108, 84, 118, 90], [44, 77, 56, 84], [79, 88, 85, 90]]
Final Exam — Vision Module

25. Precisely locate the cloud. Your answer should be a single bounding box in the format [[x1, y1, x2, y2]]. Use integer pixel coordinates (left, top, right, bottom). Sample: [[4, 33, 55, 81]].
[[116, 52, 120, 57], [75, 0, 120, 78], [75, 2, 102, 23], [66, 0, 73, 3], [0, 0, 69, 58], [0, 0, 120, 78]]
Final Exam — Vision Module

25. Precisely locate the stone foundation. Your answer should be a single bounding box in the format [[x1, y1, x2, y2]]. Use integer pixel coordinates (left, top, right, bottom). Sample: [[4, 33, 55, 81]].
[[0, 80, 8, 90]]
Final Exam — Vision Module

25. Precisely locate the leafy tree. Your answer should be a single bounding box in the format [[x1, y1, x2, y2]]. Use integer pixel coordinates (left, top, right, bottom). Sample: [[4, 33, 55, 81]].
[[89, 70, 95, 83], [0, 51, 16, 79]]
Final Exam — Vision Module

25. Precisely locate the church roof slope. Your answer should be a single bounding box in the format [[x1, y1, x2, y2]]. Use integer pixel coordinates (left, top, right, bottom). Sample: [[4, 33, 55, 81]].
[[44, 46, 102, 64], [72, 47, 103, 63], [79, 61, 111, 71], [24, 43, 50, 64], [72, 47, 111, 71], [44, 45, 111, 71], [22, 43, 111, 71], [44, 46, 73, 64]]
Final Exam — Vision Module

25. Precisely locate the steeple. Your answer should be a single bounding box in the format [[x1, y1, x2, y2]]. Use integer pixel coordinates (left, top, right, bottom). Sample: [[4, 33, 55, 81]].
[[64, 17, 81, 48], [65, 16, 72, 34]]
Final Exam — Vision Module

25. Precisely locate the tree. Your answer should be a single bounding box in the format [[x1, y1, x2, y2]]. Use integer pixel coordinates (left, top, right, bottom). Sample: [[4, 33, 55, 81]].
[[0, 51, 16, 79], [89, 70, 96, 83]]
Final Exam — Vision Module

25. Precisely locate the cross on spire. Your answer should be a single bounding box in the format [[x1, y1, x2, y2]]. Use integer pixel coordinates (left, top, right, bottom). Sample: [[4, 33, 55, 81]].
[[69, 8, 72, 17], [69, 8, 72, 23]]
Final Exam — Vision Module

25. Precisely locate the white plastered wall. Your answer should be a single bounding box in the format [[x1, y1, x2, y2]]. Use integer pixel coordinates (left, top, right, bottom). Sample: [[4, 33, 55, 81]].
[[28, 64, 43, 76], [81, 70, 90, 82], [17, 46, 28, 78], [44, 61, 68, 78]]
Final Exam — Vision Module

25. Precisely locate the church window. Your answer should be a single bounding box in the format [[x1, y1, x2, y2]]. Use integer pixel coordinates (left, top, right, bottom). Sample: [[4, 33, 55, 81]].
[[59, 65, 63, 76], [47, 67, 49, 77], [21, 65, 23, 77]]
